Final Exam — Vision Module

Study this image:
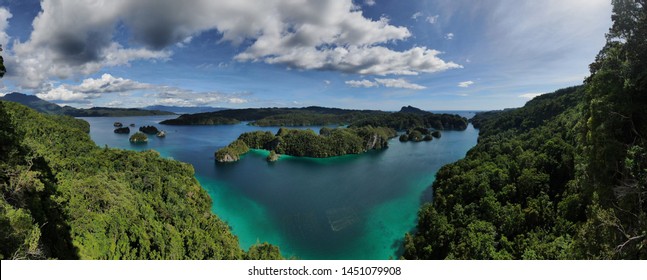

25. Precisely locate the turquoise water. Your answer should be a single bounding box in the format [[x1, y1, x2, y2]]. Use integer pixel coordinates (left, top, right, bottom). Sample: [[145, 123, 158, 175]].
[[80, 114, 478, 259]]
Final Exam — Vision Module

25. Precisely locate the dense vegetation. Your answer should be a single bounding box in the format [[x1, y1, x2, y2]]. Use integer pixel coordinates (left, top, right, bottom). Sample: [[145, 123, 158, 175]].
[[160, 105, 468, 132], [215, 126, 397, 162], [214, 139, 250, 162], [0, 101, 281, 259], [404, 0, 646, 260], [114, 127, 130, 134], [0, 93, 174, 117], [129, 132, 148, 144], [399, 127, 440, 142], [139, 125, 160, 134], [350, 112, 468, 131]]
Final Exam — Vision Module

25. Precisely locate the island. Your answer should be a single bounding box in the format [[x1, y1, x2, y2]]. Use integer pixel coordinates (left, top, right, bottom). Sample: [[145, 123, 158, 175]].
[[114, 127, 130, 134], [161, 105, 468, 131], [399, 127, 441, 142], [129, 132, 148, 144], [139, 125, 160, 134], [215, 126, 397, 162]]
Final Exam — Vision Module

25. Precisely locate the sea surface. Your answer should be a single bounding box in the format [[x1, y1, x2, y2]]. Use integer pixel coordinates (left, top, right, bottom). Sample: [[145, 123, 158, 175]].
[[80, 112, 479, 259]]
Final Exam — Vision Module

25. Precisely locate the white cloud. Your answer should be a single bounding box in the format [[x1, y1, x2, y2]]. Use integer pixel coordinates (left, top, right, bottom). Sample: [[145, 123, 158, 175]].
[[445, 33, 454, 40], [6, 0, 460, 88], [458, 80, 474, 88], [411, 12, 423, 20], [324, 80, 331, 85], [375, 78, 426, 90], [36, 86, 97, 102], [426, 15, 439, 24], [519, 93, 544, 99], [74, 74, 152, 93], [364, 0, 376, 6], [346, 78, 426, 90], [152, 88, 249, 106], [34, 73, 249, 106], [346, 79, 378, 88], [0, 7, 12, 48]]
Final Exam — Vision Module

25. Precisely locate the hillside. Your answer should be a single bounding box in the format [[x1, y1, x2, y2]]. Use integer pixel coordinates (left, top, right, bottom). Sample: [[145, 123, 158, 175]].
[[0, 101, 281, 260], [403, 0, 646, 259], [0, 92, 174, 117], [161, 105, 468, 131]]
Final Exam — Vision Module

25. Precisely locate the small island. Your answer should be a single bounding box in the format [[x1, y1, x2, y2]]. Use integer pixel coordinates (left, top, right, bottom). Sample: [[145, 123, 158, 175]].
[[266, 150, 280, 162], [129, 132, 148, 144], [139, 125, 160, 134], [215, 126, 397, 163], [114, 127, 130, 134], [399, 127, 441, 142]]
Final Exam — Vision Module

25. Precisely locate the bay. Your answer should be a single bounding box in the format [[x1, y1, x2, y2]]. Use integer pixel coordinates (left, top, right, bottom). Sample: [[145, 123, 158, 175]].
[[80, 113, 478, 259]]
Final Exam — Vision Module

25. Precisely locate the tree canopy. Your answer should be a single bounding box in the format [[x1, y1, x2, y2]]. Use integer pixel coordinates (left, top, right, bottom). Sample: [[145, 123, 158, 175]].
[[404, 0, 647, 259]]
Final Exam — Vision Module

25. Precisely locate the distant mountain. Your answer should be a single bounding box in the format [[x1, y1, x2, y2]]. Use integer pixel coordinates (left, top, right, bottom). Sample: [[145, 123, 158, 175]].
[[143, 105, 227, 114], [0, 92, 175, 117], [399, 105, 428, 115], [1, 92, 64, 115]]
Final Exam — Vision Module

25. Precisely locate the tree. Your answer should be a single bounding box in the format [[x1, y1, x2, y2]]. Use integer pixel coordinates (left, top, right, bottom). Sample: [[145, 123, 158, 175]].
[[0, 44, 6, 78]]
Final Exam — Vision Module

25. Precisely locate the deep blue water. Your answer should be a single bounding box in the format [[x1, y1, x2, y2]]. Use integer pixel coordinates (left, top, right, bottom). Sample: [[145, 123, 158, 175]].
[[80, 114, 478, 259]]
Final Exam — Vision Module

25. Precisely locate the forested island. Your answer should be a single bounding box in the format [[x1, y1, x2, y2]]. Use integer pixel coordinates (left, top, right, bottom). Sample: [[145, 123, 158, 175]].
[[0, 101, 281, 260], [403, 1, 646, 259], [160, 105, 469, 131], [216, 126, 397, 162]]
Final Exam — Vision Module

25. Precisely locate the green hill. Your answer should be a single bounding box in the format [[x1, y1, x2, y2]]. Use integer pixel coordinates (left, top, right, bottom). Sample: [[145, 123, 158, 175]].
[[0, 101, 281, 260], [0, 92, 174, 117], [403, 0, 646, 259]]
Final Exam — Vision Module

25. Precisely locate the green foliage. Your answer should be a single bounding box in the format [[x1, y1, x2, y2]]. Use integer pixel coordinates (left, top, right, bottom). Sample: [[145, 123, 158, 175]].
[[351, 112, 468, 131], [0, 45, 5, 78], [160, 105, 468, 132], [219, 126, 397, 159], [404, 1, 647, 259], [246, 242, 284, 260], [575, 0, 647, 259], [399, 127, 439, 143], [138, 125, 159, 134], [403, 86, 584, 260], [0, 101, 281, 259], [129, 132, 148, 144], [215, 139, 250, 162]]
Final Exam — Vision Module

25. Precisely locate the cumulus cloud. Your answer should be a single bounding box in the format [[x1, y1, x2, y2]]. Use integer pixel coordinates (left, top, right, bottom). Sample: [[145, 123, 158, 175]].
[[36, 74, 152, 103], [74, 74, 152, 93], [364, 0, 376, 6], [0, 7, 11, 48], [445, 33, 454, 40], [519, 93, 544, 99], [35, 73, 249, 106], [458, 80, 474, 88], [7, 0, 460, 88], [411, 12, 423, 20], [36, 86, 97, 103], [346, 78, 426, 90]]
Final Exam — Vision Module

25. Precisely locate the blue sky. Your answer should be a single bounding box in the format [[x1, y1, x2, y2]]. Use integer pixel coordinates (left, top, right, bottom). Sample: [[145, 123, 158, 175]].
[[0, 0, 612, 110]]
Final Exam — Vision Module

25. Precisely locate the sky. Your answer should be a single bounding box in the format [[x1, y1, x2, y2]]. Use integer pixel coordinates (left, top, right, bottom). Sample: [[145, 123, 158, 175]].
[[0, 0, 612, 110]]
